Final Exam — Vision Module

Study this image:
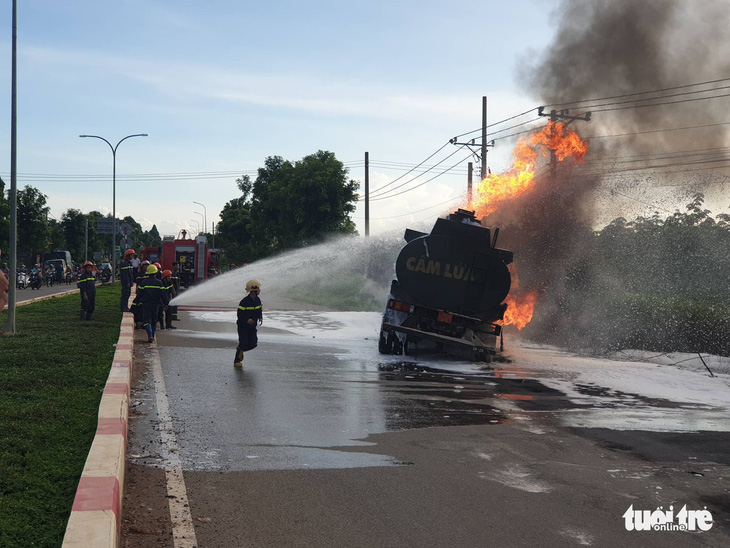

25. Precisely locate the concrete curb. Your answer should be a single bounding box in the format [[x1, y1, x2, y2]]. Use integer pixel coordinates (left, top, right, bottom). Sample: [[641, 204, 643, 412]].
[[61, 300, 135, 548]]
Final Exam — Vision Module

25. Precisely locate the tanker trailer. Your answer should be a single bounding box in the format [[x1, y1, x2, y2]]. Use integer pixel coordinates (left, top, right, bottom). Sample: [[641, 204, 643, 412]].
[[379, 208, 513, 362]]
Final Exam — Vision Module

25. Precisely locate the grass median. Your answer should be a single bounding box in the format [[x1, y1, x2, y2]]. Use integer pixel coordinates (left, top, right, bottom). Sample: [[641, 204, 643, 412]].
[[0, 285, 122, 548]]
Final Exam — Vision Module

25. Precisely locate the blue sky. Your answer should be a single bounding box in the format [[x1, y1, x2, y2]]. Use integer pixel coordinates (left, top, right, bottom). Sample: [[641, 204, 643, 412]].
[[1, 0, 561, 237]]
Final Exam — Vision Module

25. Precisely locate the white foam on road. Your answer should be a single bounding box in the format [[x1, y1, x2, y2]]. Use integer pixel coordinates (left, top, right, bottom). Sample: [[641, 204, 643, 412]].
[[185, 309, 730, 432]]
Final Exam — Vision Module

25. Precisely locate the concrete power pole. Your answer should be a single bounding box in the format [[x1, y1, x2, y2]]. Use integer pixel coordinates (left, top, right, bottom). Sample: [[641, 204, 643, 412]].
[[364, 151, 369, 237], [467, 162, 473, 208], [481, 96, 487, 180], [449, 96, 494, 207]]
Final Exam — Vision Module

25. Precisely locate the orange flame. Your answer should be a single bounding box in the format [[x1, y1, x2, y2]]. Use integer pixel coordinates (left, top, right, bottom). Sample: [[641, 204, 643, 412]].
[[503, 292, 538, 330], [473, 120, 588, 218], [470, 121, 588, 330], [500, 262, 539, 330]]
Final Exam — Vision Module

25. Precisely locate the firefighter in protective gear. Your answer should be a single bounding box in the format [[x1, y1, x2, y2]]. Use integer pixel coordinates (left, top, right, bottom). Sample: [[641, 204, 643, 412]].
[[120, 248, 136, 312], [158, 269, 177, 330], [170, 262, 181, 321], [131, 260, 150, 326], [234, 279, 263, 367], [77, 261, 96, 320], [137, 264, 169, 342]]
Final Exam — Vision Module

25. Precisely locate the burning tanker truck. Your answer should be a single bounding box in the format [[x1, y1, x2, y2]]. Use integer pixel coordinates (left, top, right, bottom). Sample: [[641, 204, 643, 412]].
[[379, 208, 513, 362]]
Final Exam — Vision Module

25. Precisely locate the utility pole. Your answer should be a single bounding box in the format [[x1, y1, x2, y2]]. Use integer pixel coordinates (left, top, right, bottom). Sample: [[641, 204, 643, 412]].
[[450, 96, 494, 186], [467, 162, 473, 208], [538, 107, 591, 185], [481, 96, 487, 180], [85, 219, 89, 262], [364, 151, 369, 237], [6, 0, 18, 334]]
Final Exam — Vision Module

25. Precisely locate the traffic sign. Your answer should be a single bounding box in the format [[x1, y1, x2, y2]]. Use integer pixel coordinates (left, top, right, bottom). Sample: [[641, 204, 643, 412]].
[[119, 222, 134, 236], [97, 218, 115, 234], [120, 236, 134, 250]]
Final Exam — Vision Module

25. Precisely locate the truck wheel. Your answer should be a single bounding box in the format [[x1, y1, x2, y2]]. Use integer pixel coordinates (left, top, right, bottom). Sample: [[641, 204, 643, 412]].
[[378, 330, 390, 354]]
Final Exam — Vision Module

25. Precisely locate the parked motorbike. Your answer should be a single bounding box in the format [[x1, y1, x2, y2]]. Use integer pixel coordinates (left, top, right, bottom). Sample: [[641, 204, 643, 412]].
[[16, 270, 28, 289], [100, 268, 111, 283]]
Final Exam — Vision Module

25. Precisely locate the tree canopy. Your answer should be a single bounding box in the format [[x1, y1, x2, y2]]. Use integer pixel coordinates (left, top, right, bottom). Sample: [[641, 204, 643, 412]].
[[217, 150, 359, 264], [0, 183, 169, 266]]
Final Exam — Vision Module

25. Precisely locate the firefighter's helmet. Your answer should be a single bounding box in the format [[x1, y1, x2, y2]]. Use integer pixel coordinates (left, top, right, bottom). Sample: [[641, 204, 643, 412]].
[[84, 261, 93, 267], [146, 264, 158, 275], [124, 249, 136, 257], [245, 279, 261, 292], [161, 269, 172, 278]]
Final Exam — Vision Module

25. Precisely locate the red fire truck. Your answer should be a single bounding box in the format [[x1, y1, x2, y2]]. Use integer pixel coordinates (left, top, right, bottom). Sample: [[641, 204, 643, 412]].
[[141, 231, 219, 287]]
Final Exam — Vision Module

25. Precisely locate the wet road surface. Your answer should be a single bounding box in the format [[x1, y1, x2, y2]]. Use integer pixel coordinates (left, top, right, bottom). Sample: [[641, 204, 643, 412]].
[[124, 307, 730, 547]]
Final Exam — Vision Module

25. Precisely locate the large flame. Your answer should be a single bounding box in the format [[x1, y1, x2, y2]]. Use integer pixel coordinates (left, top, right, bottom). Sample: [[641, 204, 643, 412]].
[[473, 120, 588, 217], [501, 263, 538, 330], [475, 121, 588, 330], [503, 292, 538, 330]]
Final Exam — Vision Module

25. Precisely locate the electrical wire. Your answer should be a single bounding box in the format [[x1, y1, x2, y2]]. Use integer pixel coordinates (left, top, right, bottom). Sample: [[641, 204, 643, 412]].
[[541, 77, 730, 108], [367, 144, 469, 200], [369, 151, 474, 201], [365, 141, 454, 197], [366, 195, 465, 220]]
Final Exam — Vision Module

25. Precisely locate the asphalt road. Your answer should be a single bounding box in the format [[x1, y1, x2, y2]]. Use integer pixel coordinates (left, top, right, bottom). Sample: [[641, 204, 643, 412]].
[[124, 305, 730, 547], [11, 277, 79, 304]]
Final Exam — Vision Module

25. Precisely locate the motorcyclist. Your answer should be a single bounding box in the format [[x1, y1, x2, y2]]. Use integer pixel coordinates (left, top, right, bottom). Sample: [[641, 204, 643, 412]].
[[44, 264, 55, 286], [30, 264, 42, 289]]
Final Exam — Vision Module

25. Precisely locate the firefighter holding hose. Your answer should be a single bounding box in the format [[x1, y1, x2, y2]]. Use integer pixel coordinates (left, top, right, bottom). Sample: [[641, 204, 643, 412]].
[[234, 279, 263, 367]]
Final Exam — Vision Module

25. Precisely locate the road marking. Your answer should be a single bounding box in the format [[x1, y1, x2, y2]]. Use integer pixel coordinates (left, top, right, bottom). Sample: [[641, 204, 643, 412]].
[[149, 341, 199, 548]]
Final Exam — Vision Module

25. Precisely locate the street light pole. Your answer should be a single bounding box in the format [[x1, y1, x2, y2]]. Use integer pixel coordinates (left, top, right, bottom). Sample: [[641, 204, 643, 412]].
[[79, 133, 147, 284], [193, 201, 207, 234], [189, 219, 200, 235], [193, 210, 204, 234], [6, 0, 18, 334]]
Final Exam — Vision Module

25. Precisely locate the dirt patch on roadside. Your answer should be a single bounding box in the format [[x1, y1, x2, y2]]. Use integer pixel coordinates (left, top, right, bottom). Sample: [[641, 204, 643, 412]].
[[121, 331, 175, 548]]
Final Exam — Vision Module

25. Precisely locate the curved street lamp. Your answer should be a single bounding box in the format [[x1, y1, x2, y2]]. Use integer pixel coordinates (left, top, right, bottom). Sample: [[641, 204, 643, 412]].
[[193, 210, 205, 234], [189, 219, 200, 234], [193, 201, 207, 234], [79, 133, 147, 284]]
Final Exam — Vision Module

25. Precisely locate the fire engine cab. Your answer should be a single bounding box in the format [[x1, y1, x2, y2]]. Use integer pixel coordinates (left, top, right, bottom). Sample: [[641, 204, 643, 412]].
[[141, 230, 218, 287]]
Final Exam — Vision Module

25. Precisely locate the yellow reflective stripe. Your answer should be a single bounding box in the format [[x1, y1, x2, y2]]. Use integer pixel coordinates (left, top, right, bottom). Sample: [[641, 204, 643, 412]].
[[78, 277, 95, 282], [238, 305, 262, 311], [139, 285, 164, 290], [121, 266, 133, 270]]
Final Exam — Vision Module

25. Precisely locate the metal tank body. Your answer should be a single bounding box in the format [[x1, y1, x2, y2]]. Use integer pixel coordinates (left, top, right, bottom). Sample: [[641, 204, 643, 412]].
[[380, 209, 513, 361]]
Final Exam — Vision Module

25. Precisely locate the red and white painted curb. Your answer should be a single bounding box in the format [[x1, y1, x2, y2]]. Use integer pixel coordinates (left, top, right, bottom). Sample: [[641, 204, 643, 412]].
[[61, 307, 135, 547]]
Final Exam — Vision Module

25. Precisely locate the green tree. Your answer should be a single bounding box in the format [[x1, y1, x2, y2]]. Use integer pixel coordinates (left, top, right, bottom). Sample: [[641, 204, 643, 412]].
[[16, 186, 51, 259], [48, 218, 66, 252], [146, 224, 162, 247], [217, 151, 359, 264], [60, 208, 89, 261]]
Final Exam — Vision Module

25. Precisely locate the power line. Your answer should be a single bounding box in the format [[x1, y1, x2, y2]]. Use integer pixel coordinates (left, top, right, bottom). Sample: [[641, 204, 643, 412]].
[[367, 144, 468, 200], [366, 141, 452, 197], [584, 121, 730, 139], [353, 195, 465, 221], [542, 76, 730, 109], [589, 91, 730, 113], [369, 151, 474, 201]]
